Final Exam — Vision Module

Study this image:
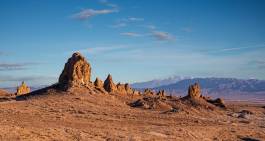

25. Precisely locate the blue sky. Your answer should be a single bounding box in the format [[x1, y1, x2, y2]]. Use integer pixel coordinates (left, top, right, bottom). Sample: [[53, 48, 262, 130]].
[[0, 0, 265, 87]]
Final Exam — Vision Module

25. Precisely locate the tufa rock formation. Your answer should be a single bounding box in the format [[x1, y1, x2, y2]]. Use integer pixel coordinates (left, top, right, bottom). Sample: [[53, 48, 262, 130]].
[[187, 83, 201, 99], [94, 77, 104, 88], [157, 90, 166, 97], [103, 74, 117, 92], [59, 52, 92, 88], [125, 83, 133, 94], [143, 89, 155, 96], [182, 82, 226, 109], [16, 81, 30, 95], [116, 83, 127, 94], [132, 90, 141, 96], [115, 83, 134, 95]]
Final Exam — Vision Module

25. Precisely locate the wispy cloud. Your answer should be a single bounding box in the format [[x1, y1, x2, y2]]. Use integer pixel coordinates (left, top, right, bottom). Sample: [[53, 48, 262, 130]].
[[0, 62, 41, 71], [151, 31, 175, 41], [127, 17, 144, 21], [99, 0, 118, 8], [120, 32, 142, 37], [0, 75, 56, 82], [251, 60, 265, 69], [207, 44, 265, 53], [112, 17, 144, 28], [120, 17, 144, 22], [181, 27, 192, 32], [77, 45, 131, 55], [72, 9, 118, 20], [71, 0, 118, 21], [112, 22, 127, 28], [0, 75, 57, 88], [145, 25, 156, 30]]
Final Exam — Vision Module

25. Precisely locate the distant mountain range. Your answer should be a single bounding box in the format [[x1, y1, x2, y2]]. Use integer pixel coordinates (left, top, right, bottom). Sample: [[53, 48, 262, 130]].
[[131, 76, 191, 89], [132, 77, 265, 101]]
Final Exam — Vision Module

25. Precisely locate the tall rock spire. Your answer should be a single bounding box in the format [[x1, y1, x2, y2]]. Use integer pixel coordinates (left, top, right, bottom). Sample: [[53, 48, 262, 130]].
[[59, 52, 91, 87], [103, 74, 117, 92]]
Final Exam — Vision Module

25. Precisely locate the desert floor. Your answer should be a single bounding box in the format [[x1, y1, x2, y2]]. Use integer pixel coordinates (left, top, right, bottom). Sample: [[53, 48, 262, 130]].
[[0, 89, 264, 141]]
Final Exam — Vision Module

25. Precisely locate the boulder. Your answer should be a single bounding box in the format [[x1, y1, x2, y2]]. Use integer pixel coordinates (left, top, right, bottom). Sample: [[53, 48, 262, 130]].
[[103, 74, 117, 92], [16, 81, 30, 95], [207, 98, 226, 108], [59, 52, 91, 87]]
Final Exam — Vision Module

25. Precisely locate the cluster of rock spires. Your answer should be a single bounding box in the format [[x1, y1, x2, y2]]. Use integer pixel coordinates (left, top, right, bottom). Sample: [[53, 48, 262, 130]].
[[184, 83, 226, 108], [58, 52, 138, 95], [15, 52, 226, 110], [16, 81, 30, 95]]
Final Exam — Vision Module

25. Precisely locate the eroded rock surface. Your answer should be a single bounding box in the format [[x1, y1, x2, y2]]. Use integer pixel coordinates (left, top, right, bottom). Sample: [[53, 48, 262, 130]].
[[188, 83, 201, 98], [16, 81, 30, 95], [116, 83, 134, 94], [94, 77, 103, 88], [59, 52, 91, 87], [103, 74, 117, 92], [207, 98, 226, 108]]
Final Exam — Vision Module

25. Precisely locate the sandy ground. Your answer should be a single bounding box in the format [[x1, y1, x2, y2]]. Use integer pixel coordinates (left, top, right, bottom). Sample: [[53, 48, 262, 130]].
[[0, 88, 264, 141]]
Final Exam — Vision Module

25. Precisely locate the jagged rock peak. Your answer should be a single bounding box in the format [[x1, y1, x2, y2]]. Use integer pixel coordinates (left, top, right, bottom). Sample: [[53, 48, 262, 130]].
[[103, 74, 117, 92], [188, 83, 201, 98], [116, 83, 127, 94], [157, 90, 166, 97], [94, 77, 103, 88], [124, 83, 133, 94], [58, 52, 92, 87], [16, 81, 30, 95]]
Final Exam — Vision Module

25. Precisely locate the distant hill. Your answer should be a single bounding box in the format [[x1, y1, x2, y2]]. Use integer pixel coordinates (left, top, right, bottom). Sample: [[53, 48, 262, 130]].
[[131, 76, 191, 88], [155, 78, 265, 92], [133, 77, 265, 101]]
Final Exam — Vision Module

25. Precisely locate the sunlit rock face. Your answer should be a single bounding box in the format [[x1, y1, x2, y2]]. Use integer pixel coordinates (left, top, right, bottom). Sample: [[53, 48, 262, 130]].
[[59, 52, 92, 87], [16, 81, 30, 95], [188, 83, 201, 99], [94, 77, 104, 88], [103, 74, 117, 92]]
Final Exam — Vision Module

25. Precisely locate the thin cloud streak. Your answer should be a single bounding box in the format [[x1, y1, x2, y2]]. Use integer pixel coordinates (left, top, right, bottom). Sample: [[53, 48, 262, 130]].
[[99, 0, 118, 8], [0, 62, 41, 71], [151, 31, 175, 41], [120, 32, 142, 37], [181, 27, 192, 32], [208, 44, 265, 53], [112, 22, 127, 28], [72, 9, 118, 20], [112, 17, 144, 28], [0, 75, 56, 82], [251, 60, 265, 69], [77, 45, 131, 55]]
